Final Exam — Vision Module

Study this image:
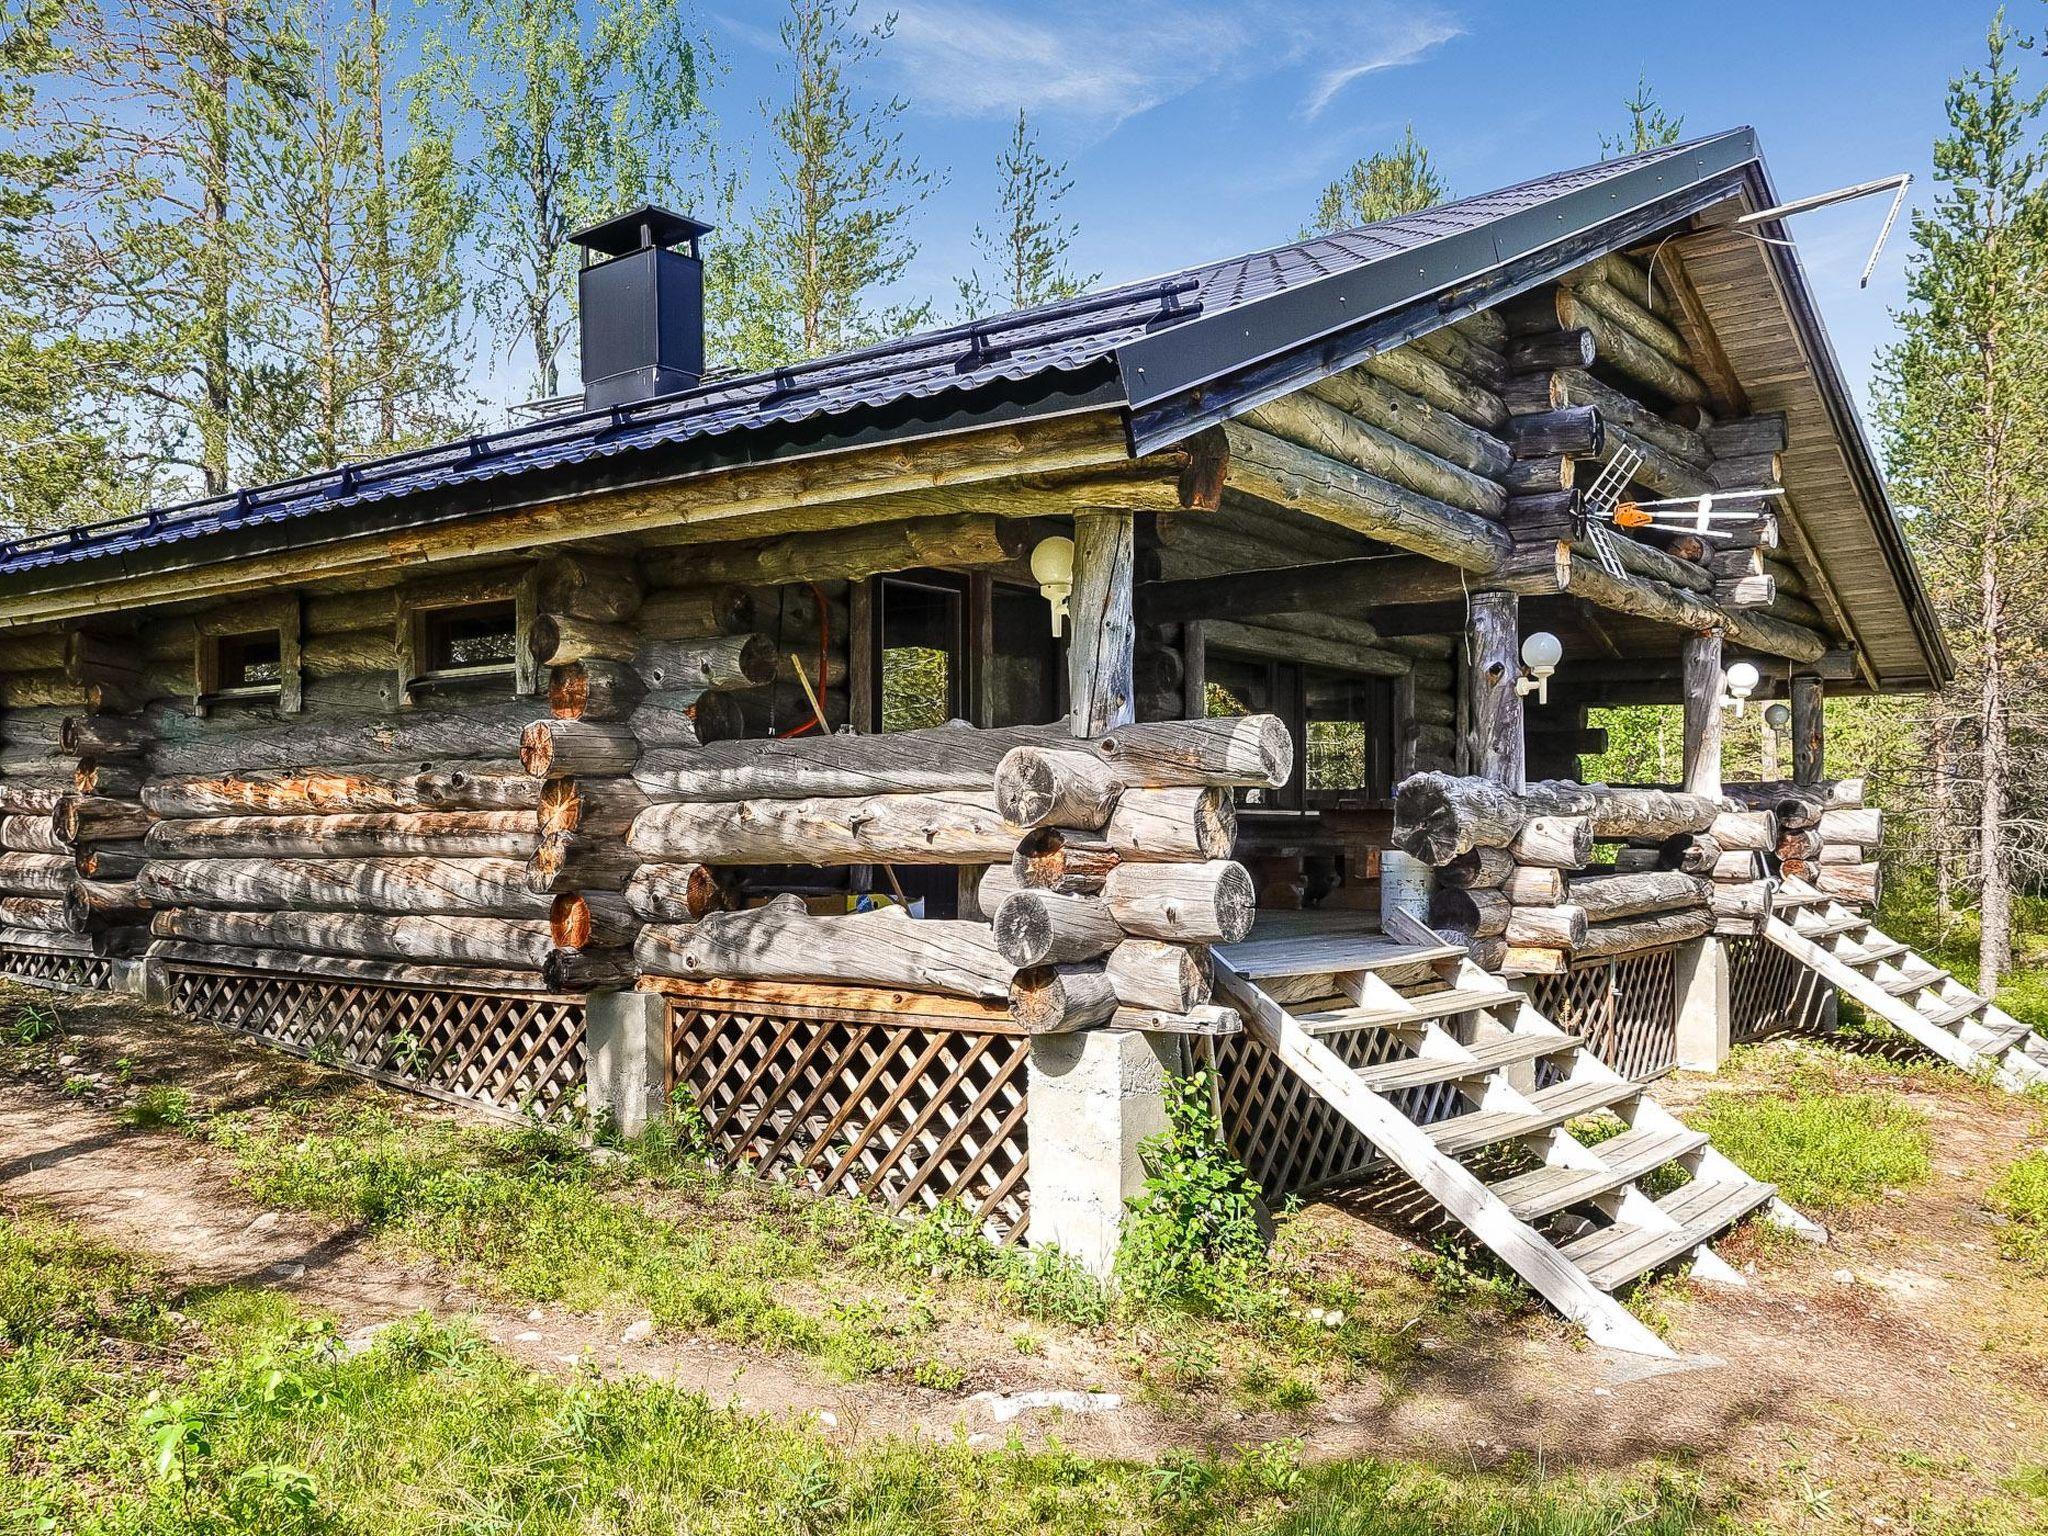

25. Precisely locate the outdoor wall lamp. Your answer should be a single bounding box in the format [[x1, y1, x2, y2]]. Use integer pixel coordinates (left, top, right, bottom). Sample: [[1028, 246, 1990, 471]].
[[1722, 660, 1762, 715], [1764, 702, 1793, 732], [1514, 631, 1563, 705], [1029, 535, 1075, 637]]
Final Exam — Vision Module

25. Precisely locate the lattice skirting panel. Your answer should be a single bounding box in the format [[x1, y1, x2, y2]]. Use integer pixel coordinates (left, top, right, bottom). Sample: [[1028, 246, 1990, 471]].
[[661, 987, 1031, 1243], [167, 964, 588, 1118], [0, 949, 116, 994], [1728, 936, 1834, 1042], [1527, 945, 1680, 1082]]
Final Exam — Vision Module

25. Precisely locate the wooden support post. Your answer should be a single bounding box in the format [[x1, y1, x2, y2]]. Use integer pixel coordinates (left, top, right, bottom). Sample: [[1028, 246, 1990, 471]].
[[1682, 629, 1725, 798], [1791, 673, 1824, 786], [1179, 621, 1206, 723], [1068, 515, 1137, 736], [1465, 591, 1525, 790]]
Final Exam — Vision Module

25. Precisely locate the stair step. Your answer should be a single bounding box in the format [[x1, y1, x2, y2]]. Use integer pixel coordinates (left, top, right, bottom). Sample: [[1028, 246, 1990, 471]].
[[1428, 1075, 1641, 1157], [1966, 1017, 2033, 1055], [1213, 935, 1465, 981], [1356, 1030, 1581, 1092], [1843, 938, 1908, 965], [1491, 1124, 1711, 1221], [1881, 969, 1950, 997], [1559, 1178, 1778, 1291], [1298, 984, 1521, 1035], [1797, 914, 1870, 940], [1921, 995, 1989, 1030]]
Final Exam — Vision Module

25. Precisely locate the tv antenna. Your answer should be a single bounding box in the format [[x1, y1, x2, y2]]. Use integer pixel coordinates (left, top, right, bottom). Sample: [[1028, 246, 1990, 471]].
[[1735, 172, 1912, 288]]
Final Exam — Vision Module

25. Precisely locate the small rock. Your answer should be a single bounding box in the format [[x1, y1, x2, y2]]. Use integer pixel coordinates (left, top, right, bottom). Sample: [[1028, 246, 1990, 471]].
[[817, 1410, 838, 1430], [527, 1309, 544, 1322], [1592, 1387, 1613, 1397], [620, 1319, 654, 1346], [341, 1322, 394, 1358], [1831, 1269, 1855, 1284], [515, 1330, 542, 1342], [554, 1354, 581, 1367], [965, 1389, 1123, 1425], [269, 1262, 306, 1280]]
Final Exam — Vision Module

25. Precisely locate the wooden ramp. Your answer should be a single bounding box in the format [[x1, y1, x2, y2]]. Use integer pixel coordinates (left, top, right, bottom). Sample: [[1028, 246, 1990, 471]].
[[1764, 880, 2048, 1091], [1213, 925, 1819, 1359]]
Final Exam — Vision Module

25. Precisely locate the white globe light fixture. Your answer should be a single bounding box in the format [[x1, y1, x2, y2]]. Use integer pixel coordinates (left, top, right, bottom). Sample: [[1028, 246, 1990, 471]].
[[1723, 660, 1761, 715], [1514, 631, 1564, 705], [1029, 536, 1075, 636]]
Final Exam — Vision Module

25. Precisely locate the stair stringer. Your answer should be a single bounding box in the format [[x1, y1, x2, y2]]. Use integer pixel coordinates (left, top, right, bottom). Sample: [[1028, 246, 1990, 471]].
[[1216, 954, 1677, 1358]]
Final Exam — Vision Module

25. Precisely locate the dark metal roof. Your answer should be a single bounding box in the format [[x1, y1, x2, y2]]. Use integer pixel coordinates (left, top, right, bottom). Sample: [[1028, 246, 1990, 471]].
[[0, 133, 1760, 585]]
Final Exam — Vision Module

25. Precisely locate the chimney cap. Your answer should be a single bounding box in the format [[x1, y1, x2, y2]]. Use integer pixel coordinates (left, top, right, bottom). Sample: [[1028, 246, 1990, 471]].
[[566, 204, 713, 262]]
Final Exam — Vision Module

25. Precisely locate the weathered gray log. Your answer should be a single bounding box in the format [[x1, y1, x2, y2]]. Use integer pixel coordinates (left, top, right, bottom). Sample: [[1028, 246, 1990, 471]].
[[301, 629, 401, 677], [1102, 786, 1235, 861], [141, 765, 539, 819], [624, 690, 744, 750], [635, 720, 1065, 801], [526, 615, 636, 669], [632, 633, 777, 692], [1411, 322, 1509, 391], [645, 514, 1032, 590], [1710, 850, 1769, 882], [993, 747, 1124, 828], [1776, 828, 1823, 862], [634, 895, 1014, 1000], [1566, 869, 1708, 922], [1392, 773, 1527, 863], [0, 782, 66, 818], [1467, 591, 1524, 789], [1107, 1003, 1241, 1036], [1817, 807, 1882, 848], [147, 705, 543, 777], [1436, 845, 1515, 889], [1509, 406, 1602, 459], [1791, 676, 1825, 786], [1245, 392, 1507, 518], [1305, 369, 1513, 480], [142, 810, 539, 861], [1722, 781, 1823, 828], [0, 895, 71, 932], [1504, 329, 1597, 373], [135, 856, 553, 916], [1551, 369, 1709, 468], [0, 852, 73, 895], [1430, 886, 1509, 939], [1068, 513, 1137, 737], [1101, 859, 1254, 944], [548, 661, 647, 722], [1515, 782, 1719, 838], [77, 841, 148, 879], [1105, 939, 1212, 1013], [1554, 287, 1705, 403], [538, 776, 650, 837], [520, 720, 640, 779], [1089, 715, 1292, 789], [635, 585, 756, 639], [1817, 843, 1864, 867], [0, 925, 94, 956], [628, 790, 1021, 865], [623, 862, 728, 923], [1358, 345, 1509, 431], [541, 948, 640, 991], [149, 907, 558, 967], [56, 797, 153, 843], [1574, 906, 1714, 959], [1682, 630, 1725, 797], [1509, 815, 1592, 869], [0, 814, 65, 853], [1012, 826, 1117, 894], [75, 761, 144, 799], [535, 553, 643, 623], [1503, 865, 1566, 905], [1008, 962, 1119, 1034], [1708, 880, 1775, 925], [60, 715, 149, 758], [145, 939, 548, 992], [1709, 809, 1779, 852], [524, 831, 640, 894], [1505, 904, 1587, 948], [993, 888, 1123, 967]]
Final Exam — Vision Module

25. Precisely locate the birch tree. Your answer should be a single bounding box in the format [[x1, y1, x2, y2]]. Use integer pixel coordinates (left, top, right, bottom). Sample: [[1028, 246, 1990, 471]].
[[1875, 13, 2048, 990]]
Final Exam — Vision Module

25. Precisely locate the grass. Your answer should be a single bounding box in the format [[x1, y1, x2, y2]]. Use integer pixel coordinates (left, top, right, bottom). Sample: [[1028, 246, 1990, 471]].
[[1987, 1151, 2048, 1268], [0, 1211, 1717, 1536], [1690, 1068, 1933, 1208]]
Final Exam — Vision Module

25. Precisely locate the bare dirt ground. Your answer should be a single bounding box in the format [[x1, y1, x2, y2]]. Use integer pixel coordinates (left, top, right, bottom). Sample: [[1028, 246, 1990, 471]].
[[5, 983, 2047, 1526]]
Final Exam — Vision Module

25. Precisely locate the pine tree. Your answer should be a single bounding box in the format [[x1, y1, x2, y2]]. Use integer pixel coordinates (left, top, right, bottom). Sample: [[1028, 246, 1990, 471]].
[[957, 109, 1094, 317], [419, 0, 709, 399], [1874, 13, 2048, 991], [1602, 74, 1685, 157], [718, 0, 935, 369], [1303, 125, 1445, 237]]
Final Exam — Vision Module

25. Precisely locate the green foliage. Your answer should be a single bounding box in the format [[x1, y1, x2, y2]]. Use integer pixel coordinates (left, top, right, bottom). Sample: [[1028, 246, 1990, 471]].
[[1988, 1150, 2048, 1267], [1601, 74, 1685, 157], [1303, 124, 1446, 236], [714, 0, 936, 370], [1116, 1069, 1268, 1307], [418, 0, 708, 399], [1691, 1081, 1932, 1207], [0, 997, 59, 1045], [957, 109, 1095, 317], [120, 1084, 196, 1131]]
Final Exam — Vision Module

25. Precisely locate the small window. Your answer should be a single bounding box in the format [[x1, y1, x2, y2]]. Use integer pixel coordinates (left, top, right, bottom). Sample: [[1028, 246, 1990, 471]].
[[423, 601, 518, 675], [213, 631, 282, 692], [876, 577, 962, 732], [1305, 670, 1394, 798]]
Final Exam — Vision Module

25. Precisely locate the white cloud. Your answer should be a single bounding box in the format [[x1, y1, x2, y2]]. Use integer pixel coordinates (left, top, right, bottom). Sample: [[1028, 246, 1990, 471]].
[[882, 1, 1460, 126]]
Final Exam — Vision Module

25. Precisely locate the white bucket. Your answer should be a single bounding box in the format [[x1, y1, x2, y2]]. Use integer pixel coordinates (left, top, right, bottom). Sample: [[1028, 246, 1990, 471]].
[[1380, 849, 1434, 932]]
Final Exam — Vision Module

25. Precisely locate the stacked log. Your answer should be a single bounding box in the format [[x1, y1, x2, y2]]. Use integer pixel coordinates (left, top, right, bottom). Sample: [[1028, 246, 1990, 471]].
[[1727, 777, 1880, 907], [1399, 772, 1719, 974], [630, 714, 1283, 1038]]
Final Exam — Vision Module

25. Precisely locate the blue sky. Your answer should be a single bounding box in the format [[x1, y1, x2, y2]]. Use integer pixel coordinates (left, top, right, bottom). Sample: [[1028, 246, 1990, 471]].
[[692, 0, 2010, 424]]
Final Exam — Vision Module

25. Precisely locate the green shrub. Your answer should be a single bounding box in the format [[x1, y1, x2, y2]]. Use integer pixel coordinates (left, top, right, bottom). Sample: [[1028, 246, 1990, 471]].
[[1988, 1151, 2048, 1266], [1692, 1087, 1931, 1207], [1115, 1069, 1267, 1308], [120, 1084, 195, 1131]]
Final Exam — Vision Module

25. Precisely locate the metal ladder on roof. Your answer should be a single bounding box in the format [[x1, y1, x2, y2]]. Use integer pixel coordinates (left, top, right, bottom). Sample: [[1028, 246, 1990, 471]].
[[1212, 924, 1821, 1359], [1764, 878, 2048, 1092]]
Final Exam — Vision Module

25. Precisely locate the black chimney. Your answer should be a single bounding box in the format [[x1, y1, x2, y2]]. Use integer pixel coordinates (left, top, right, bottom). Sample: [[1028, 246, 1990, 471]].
[[567, 205, 712, 410]]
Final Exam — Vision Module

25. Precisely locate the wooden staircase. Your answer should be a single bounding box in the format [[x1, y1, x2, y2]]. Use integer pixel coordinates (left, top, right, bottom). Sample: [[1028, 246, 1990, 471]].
[[1765, 879, 2048, 1091], [1213, 925, 1820, 1358]]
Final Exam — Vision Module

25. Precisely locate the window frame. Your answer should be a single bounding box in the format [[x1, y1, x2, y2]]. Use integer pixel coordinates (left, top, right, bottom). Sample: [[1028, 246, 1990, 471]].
[[396, 570, 540, 703], [194, 595, 301, 714]]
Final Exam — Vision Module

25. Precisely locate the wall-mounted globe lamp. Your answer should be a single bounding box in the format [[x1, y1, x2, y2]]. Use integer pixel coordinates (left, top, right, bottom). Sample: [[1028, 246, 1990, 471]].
[[1514, 631, 1563, 705], [1029, 536, 1075, 637]]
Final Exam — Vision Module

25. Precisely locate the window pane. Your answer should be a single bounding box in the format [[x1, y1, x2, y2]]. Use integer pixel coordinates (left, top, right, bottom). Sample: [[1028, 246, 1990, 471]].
[[216, 631, 281, 689], [1305, 670, 1393, 795], [879, 580, 959, 732], [427, 601, 517, 670], [985, 584, 1060, 727]]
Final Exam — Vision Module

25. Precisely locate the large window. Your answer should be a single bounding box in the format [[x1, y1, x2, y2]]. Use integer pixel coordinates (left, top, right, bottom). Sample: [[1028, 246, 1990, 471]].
[[876, 576, 963, 732], [1206, 653, 1396, 807]]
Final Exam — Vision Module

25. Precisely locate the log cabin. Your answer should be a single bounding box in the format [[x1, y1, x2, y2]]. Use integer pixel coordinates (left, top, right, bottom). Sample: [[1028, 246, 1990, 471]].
[[0, 130, 2009, 1356]]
